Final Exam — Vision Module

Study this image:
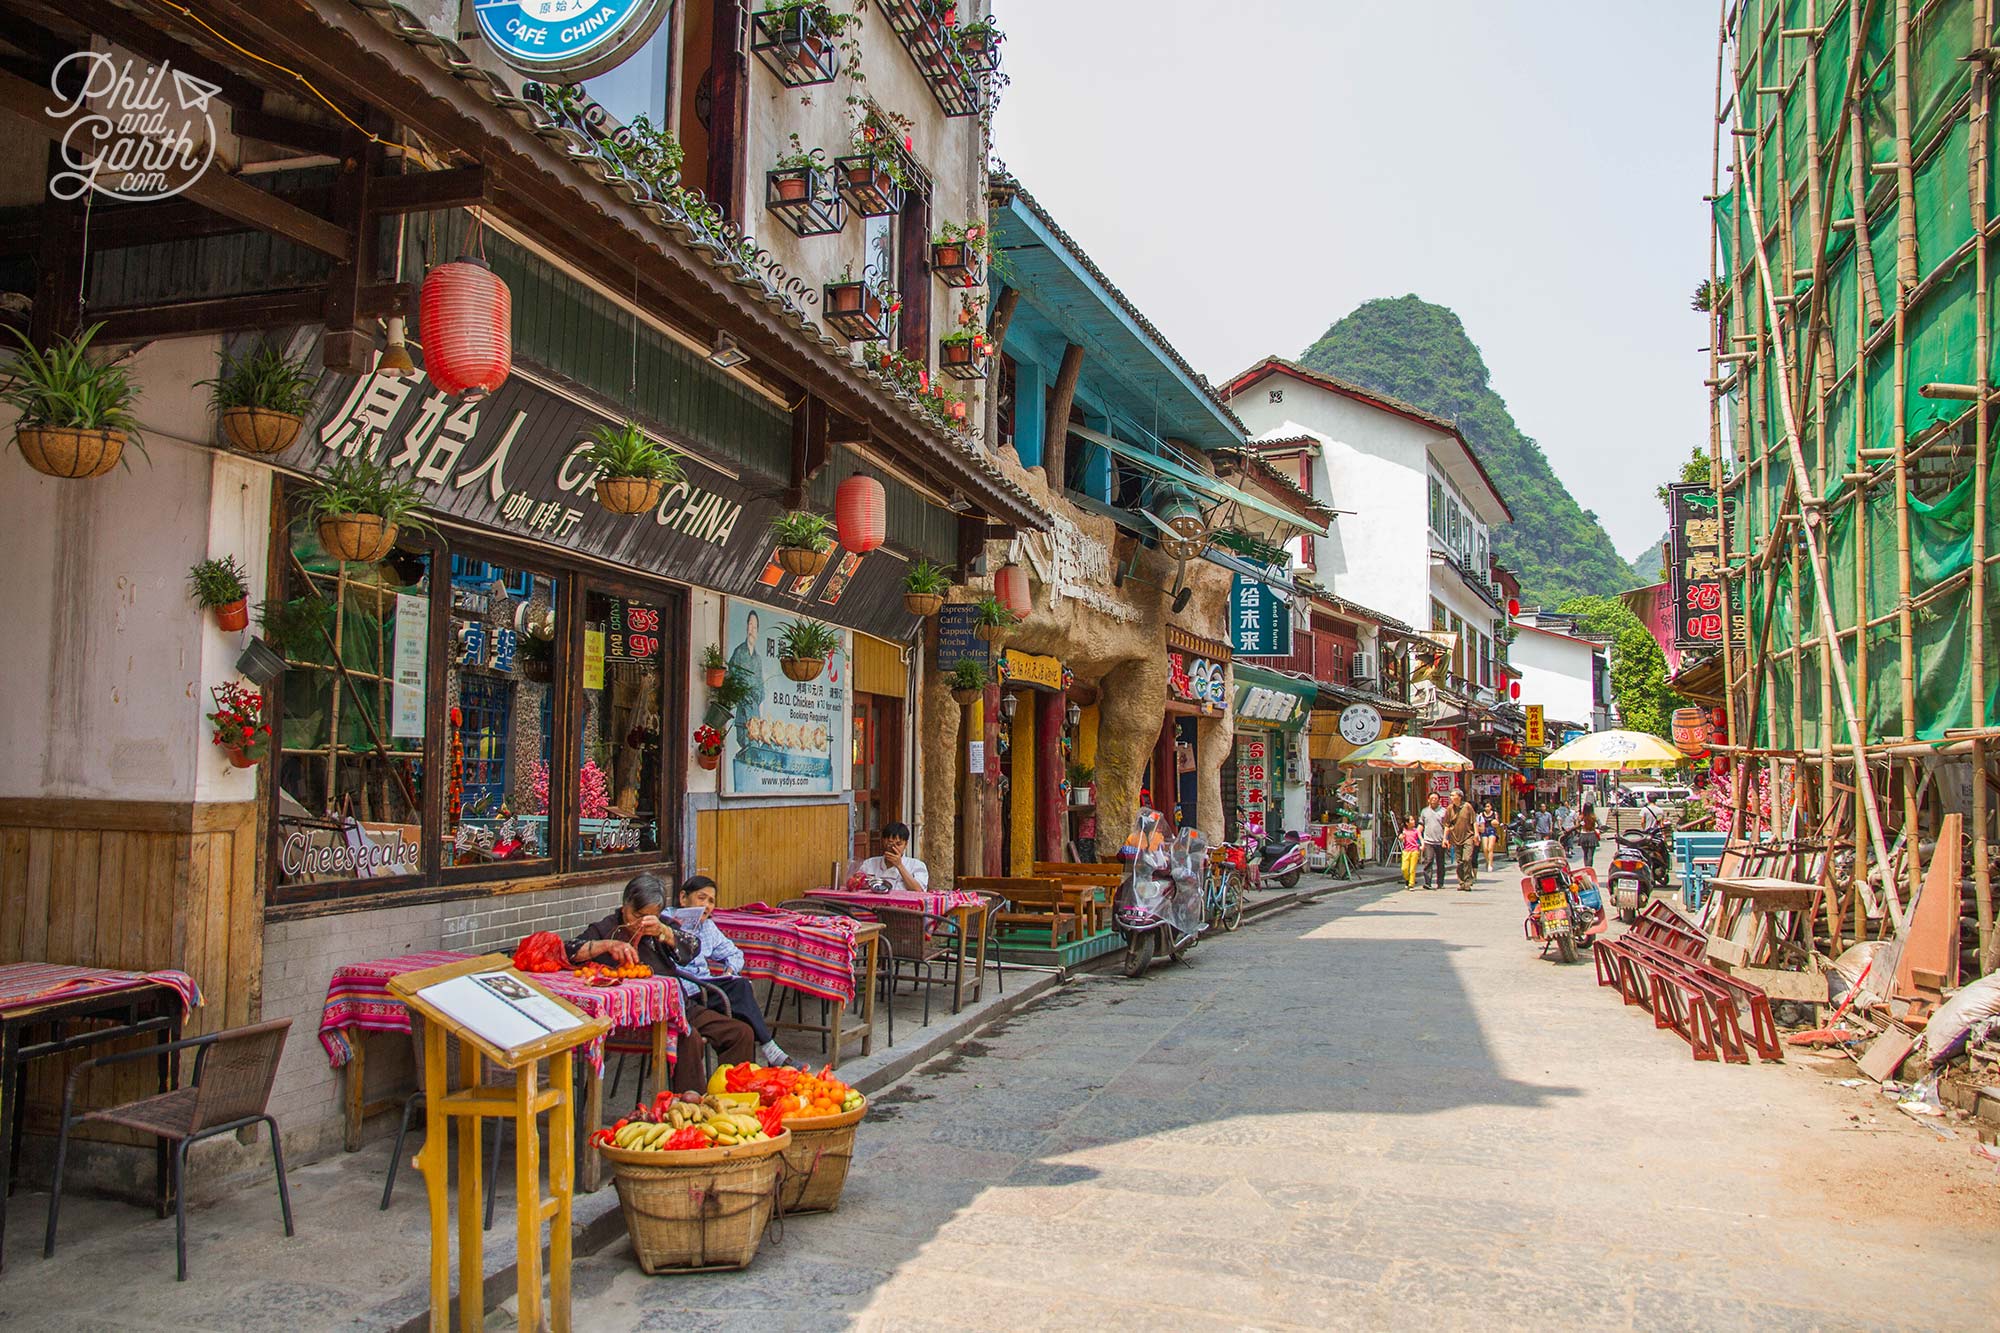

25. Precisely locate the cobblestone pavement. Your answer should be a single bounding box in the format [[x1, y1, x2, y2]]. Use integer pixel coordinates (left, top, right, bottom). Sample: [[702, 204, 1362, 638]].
[[542, 867, 2000, 1331]]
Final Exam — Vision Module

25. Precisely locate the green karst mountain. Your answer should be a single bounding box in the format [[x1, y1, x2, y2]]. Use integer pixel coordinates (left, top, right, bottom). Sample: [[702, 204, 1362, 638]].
[[1299, 296, 1639, 606], [1629, 535, 1667, 585]]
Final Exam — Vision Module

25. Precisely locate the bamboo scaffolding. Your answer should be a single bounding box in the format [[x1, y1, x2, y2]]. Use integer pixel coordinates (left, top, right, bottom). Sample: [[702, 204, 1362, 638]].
[[1974, 0, 1996, 972]]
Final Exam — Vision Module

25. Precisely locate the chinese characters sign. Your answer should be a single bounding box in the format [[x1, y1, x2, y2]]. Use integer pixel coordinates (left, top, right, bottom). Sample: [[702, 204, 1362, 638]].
[[1168, 651, 1230, 713], [1524, 704, 1545, 750], [1230, 570, 1292, 657], [1235, 736, 1268, 814], [1667, 482, 1735, 651]]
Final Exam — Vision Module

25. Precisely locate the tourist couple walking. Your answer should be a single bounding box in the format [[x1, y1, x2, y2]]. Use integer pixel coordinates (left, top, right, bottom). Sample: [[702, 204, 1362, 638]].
[[1399, 789, 1480, 891]]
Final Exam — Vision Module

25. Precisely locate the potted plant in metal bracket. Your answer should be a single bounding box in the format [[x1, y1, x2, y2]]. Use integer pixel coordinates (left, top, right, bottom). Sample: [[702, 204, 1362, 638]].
[[1068, 761, 1096, 807], [305, 457, 428, 565], [902, 558, 950, 617], [766, 134, 845, 237], [956, 15, 1005, 73], [939, 326, 991, 381], [770, 509, 836, 578], [693, 722, 725, 771], [189, 556, 252, 633], [206, 679, 272, 769], [751, 1, 847, 86], [706, 663, 755, 728], [930, 219, 986, 287], [2, 322, 143, 480], [948, 657, 989, 706], [776, 617, 841, 682], [201, 338, 315, 455], [824, 264, 898, 342], [835, 116, 911, 218], [702, 643, 729, 689], [972, 593, 1017, 644], [586, 419, 684, 515]]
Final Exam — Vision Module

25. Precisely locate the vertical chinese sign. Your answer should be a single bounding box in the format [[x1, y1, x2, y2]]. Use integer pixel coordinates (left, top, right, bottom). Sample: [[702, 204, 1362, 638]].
[[1235, 736, 1268, 818], [1230, 570, 1292, 657], [1667, 483, 1734, 651]]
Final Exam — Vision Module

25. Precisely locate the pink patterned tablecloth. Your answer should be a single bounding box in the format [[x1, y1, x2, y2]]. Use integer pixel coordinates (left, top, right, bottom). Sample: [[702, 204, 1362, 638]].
[[316, 950, 687, 1074], [0, 962, 203, 1017], [804, 886, 988, 918], [712, 905, 860, 1005]]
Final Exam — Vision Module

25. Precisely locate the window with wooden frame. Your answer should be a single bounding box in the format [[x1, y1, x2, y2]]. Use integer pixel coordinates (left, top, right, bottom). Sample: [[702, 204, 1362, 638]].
[[575, 581, 683, 868]]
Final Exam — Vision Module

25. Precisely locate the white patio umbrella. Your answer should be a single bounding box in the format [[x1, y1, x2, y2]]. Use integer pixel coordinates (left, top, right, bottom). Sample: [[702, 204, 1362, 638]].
[[1539, 729, 1685, 770], [1340, 735, 1472, 771]]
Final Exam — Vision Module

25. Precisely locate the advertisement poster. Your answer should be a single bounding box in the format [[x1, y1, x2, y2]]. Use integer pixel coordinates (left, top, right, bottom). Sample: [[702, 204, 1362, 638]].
[[1667, 482, 1738, 650], [721, 598, 847, 797], [1236, 736, 1269, 813], [392, 593, 429, 739]]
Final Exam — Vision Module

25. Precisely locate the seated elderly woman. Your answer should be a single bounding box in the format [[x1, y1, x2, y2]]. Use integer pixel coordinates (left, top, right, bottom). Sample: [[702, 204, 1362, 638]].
[[569, 873, 795, 1090]]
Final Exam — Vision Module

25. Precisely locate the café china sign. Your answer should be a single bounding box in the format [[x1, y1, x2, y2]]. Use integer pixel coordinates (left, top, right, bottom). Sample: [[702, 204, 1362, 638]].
[[475, 0, 670, 80]]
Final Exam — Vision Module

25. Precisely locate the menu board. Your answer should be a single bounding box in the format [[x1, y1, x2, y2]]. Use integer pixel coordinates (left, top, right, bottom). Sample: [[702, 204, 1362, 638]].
[[935, 603, 987, 674], [720, 597, 847, 797], [417, 970, 587, 1055]]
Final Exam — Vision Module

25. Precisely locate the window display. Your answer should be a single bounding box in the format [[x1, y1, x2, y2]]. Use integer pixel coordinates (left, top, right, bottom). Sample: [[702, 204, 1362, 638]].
[[579, 588, 668, 860], [444, 554, 559, 868]]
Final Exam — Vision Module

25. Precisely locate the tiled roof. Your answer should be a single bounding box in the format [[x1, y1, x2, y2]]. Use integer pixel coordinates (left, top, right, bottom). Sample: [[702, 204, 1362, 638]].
[[1213, 447, 1336, 524]]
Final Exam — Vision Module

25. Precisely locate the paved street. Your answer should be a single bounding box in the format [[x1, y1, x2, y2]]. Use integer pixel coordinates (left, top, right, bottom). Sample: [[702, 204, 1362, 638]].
[[548, 866, 2000, 1331]]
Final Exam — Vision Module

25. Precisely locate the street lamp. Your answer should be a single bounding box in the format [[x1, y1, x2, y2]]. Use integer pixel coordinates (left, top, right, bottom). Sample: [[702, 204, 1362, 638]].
[[1065, 700, 1081, 728]]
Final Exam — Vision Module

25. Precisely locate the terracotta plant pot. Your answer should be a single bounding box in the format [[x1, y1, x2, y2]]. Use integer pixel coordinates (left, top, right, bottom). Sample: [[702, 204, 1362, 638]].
[[696, 750, 720, 771], [829, 284, 863, 312], [317, 514, 398, 563], [775, 173, 809, 202], [903, 592, 944, 618], [780, 656, 825, 683], [15, 426, 124, 479], [933, 243, 963, 270], [224, 745, 258, 769], [596, 475, 666, 515], [220, 406, 302, 456], [776, 546, 830, 578], [705, 667, 728, 689], [950, 687, 981, 706], [213, 598, 250, 632]]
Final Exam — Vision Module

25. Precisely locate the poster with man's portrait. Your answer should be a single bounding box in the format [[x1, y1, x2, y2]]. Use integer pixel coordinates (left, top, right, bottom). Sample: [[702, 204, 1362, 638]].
[[721, 598, 848, 797]]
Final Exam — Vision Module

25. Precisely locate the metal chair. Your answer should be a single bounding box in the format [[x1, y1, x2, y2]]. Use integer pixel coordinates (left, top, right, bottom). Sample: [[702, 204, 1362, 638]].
[[381, 1012, 511, 1230], [46, 1018, 295, 1281], [965, 890, 1008, 997]]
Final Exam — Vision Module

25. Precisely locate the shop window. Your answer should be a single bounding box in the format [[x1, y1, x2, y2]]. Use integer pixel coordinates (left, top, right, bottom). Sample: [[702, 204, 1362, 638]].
[[578, 587, 672, 862], [444, 556, 559, 869], [270, 516, 430, 893]]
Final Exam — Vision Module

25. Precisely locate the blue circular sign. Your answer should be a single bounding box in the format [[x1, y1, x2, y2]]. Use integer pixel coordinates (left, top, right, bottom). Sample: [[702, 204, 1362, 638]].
[[474, 0, 671, 80]]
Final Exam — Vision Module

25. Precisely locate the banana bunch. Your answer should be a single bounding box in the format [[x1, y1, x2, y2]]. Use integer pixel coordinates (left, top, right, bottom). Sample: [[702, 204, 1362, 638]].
[[611, 1093, 770, 1152], [611, 1120, 677, 1151]]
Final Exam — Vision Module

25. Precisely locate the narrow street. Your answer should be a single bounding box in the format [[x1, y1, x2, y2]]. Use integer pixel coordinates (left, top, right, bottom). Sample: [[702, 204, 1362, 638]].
[[551, 870, 2000, 1331]]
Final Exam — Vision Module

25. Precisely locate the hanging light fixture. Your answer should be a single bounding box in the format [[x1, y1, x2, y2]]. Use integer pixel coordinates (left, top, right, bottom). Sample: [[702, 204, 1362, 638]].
[[835, 472, 886, 553], [1065, 700, 1081, 728], [995, 562, 1031, 618], [377, 315, 417, 377], [999, 691, 1018, 722], [420, 215, 512, 400], [708, 330, 750, 369]]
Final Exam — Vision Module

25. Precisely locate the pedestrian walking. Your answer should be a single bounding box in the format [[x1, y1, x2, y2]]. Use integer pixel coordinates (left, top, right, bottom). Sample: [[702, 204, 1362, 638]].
[[1534, 804, 1554, 839], [1417, 792, 1448, 890], [1479, 801, 1499, 868], [1399, 815, 1421, 887], [1576, 801, 1601, 871], [1446, 788, 1478, 890]]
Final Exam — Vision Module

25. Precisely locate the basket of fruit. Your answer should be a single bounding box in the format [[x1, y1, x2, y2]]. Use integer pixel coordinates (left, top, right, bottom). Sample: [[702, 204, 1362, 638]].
[[709, 1062, 867, 1214], [591, 1091, 790, 1273]]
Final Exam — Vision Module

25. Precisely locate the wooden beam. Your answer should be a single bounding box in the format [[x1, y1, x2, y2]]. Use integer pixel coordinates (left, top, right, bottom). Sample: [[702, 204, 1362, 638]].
[[1043, 343, 1084, 485], [35, 0, 266, 110], [230, 107, 348, 158], [370, 165, 489, 215], [30, 145, 84, 345], [783, 393, 829, 510], [93, 289, 325, 342], [321, 129, 381, 373], [956, 514, 988, 582], [707, 0, 749, 221]]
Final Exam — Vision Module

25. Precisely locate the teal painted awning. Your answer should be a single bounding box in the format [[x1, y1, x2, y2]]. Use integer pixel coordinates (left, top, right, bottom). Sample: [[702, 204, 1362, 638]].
[[1070, 426, 1329, 536], [1235, 664, 1318, 729]]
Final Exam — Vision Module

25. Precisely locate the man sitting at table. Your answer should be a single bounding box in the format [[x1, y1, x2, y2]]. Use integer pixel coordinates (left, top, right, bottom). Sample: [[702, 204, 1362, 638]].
[[854, 822, 929, 893]]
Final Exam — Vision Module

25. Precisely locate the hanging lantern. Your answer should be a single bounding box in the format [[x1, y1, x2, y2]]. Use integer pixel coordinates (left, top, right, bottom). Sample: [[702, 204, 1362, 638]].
[[1506, 598, 1520, 618], [420, 256, 512, 400], [1509, 681, 1521, 700], [995, 562, 1031, 618], [835, 472, 886, 553]]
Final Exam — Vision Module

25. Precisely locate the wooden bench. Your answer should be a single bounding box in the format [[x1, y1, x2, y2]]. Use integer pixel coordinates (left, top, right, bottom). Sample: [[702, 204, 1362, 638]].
[[1594, 901, 1782, 1063], [961, 877, 1078, 947], [1032, 862, 1121, 936]]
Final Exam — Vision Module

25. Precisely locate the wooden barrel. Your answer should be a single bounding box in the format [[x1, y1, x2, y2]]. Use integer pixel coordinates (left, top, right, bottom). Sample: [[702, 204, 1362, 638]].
[[1670, 708, 1711, 758]]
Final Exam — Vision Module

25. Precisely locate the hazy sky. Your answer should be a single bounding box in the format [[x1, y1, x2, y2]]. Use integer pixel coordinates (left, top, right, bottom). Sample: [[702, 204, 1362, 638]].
[[989, 1, 1717, 560]]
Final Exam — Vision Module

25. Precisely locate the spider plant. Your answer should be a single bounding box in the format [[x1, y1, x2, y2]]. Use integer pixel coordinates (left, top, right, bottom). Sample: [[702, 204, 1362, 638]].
[[302, 457, 430, 529], [776, 618, 841, 661], [1, 322, 145, 463], [199, 341, 316, 415], [584, 420, 685, 481], [769, 509, 835, 553]]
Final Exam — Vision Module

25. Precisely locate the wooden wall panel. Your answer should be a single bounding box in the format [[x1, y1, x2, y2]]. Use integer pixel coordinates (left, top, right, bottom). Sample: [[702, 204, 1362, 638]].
[[693, 803, 851, 908]]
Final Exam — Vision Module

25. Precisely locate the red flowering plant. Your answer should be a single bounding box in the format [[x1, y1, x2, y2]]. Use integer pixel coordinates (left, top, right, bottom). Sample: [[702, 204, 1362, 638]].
[[931, 218, 987, 259], [206, 680, 272, 762], [860, 343, 968, 430], [940, 292, 993, 357], [692, 723, 724, 758]]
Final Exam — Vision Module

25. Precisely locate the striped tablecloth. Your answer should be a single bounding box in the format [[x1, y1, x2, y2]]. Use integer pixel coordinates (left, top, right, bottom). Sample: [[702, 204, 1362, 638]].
[[712, 905, 861, 1004], [804, 886, 989, 918], [317, 950, 687, 1074], [0, 962, 203, 1018]]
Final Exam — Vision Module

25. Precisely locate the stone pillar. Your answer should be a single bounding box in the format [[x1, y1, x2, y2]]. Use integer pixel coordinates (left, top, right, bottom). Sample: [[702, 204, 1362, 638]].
[[917, 661, 962, 890], [1037, 689, 1066, 861], [1095, 656, 1167, 845], [1195, 712, 1231, 840]]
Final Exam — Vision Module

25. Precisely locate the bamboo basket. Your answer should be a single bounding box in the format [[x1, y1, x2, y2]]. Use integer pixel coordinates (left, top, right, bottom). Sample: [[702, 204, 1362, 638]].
[[902, 592, 943, 617], [317, 514, 397, 563], [599, 1131, 790, 1274], [777, 1099, 864, 1214], [776, 546, 830, 577], [596, 475, 665, 515], [219, 406, 302, 455], [15, 427, 124, 479], [779, 656, 825, 682]]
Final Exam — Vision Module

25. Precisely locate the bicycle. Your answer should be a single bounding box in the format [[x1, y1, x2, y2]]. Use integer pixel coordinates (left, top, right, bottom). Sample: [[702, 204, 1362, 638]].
[[1203, 852, 1247, 932]]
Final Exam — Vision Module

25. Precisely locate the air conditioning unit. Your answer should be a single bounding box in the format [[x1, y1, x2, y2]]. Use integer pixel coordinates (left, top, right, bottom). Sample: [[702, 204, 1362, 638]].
[[1410, 679, 1443, 722], [1349, 650, 1374, 683]]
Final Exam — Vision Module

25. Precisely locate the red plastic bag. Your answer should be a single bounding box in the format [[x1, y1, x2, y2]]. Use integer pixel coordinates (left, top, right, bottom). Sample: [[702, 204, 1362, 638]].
[[513, 930, 569, 973]]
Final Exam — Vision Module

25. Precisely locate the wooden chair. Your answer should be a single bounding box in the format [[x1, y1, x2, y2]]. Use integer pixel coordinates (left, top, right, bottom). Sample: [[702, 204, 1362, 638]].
[[964, 876, 1076, 946], [46, 1018, 295, 1281]]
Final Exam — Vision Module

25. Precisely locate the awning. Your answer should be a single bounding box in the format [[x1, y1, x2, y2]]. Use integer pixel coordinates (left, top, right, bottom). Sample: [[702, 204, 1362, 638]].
[[1070, 424, 1331, 536], [1473, 754, 1523, 775], [1234, 663, 1317, 729]]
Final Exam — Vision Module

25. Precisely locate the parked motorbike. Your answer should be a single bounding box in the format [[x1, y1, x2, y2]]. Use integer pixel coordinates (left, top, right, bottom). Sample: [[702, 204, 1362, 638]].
[[1518, 843, 1605, 964], [1226, 830, 1307, 891], [1607, 826, 1674, 924], [1115, 811, 1206, 977]]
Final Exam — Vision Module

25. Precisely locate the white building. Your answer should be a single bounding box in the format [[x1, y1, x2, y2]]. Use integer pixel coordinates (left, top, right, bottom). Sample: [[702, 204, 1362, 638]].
[[1218, 357, 1514, 707], [1509, 618, 1610, 734]]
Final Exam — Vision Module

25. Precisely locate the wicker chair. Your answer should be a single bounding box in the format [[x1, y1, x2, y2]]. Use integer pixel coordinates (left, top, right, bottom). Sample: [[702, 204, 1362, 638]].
[[45, 1018, 295, 1281], [873, 906, 954, 1029]]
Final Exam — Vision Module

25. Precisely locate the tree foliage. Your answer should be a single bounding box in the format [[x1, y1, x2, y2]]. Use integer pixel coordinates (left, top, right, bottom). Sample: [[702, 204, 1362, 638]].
[[1299, 296, 1639, 607], [1555, 595, 1682, 738]]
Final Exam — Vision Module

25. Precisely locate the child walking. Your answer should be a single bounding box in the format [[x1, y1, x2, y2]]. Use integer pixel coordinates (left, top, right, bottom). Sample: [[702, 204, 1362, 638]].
[[1399, 815, 1421, 888]]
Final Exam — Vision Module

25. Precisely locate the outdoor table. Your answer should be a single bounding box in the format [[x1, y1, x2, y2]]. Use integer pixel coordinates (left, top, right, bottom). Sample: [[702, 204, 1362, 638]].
[[752, 916, 883, 1067], [805, 885, 989, 1015], [1059, 882, 1107, 938], [318, 949, 687, 1191], [0, 962, 203, 1272], [711, 904, 866, 1005]]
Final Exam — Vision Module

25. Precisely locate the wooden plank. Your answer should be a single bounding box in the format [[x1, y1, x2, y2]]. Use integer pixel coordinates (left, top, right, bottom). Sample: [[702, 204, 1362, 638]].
[[206, 835, 236, 1028], [43, 832, 75, 964], [94, 290, 327, 344], [68, 833, 101, 967], [1858, 1025, 1917, 1082], [230, 806, 264, 1022], [0, 798, 196, 833], [0, 828, 29, 959], [1896, 812, 1962, 995], [147, 832, 176, 980], [95, 832, 126, 969], [369, 165, 488, 215]]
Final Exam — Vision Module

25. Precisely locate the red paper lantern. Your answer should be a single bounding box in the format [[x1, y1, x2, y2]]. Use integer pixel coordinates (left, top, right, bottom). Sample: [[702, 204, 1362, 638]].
[[421, 257, 512, 400], [995, 562, 1031, 618], [1509, 681, 1521, 700], [1506, 598, 1520, 618], [835, 472, 886, 553]]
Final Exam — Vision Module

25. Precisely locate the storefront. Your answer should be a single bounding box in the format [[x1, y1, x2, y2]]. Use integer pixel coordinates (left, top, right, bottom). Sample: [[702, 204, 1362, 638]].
[[1153, 631, 1231, 832], [1229, 664, 1316, 838]]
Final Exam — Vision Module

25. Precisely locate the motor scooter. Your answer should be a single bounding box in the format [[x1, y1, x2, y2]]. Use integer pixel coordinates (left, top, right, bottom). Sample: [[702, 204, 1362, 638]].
[[1226, 830, 1308, 891], [1114, 811, 1206, 977], [1607, 826, 1674, 923], [1518, 842, 1605, 964]]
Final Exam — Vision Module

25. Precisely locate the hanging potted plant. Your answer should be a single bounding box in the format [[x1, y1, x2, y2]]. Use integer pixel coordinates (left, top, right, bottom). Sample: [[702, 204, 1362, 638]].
[[585, 419, 684, 515], [200, 340, 315, 455], [702, 644, 729, 689], [2, 323, 143, 479], [835, 112, 913, 217], [956, 16, 1005, 72], [824, 264, 898, 342], [304, 457, 428, 564], [930, 219, 987, 287], [206, 679, 272, 769], [939, 291, 991, 380], [902, 558, 951, 617], [1068, 761, 1096, 807], [258, 595, 332, 658], [776, 617, 841, 682], [948, 658, 989, 706], [188, 556, 252, 632], [705, 664, 755, 727], [972, 593, 1017, 644], [770, 509, 836, 577], [693, 722, 724, 771]]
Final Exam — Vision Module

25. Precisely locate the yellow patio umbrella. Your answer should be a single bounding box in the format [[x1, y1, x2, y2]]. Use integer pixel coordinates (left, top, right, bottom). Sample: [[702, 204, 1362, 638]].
[[1538, 729, 1685, 770], [1340, 735, 1472, 770]]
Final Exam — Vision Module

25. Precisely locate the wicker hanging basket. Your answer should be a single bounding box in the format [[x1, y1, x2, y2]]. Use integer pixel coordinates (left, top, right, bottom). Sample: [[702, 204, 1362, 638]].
[[14, 427, 124, 479], [776, 546, 830, 578], [317, 514, 398, 563], [903, 592, 944, 618], [596, 475, 666, 515], [777, 1100, 865, 1214], [599, 1132, 789, 1274], [950, 687, 982, 706], [780, 656, 825, 683], [219, 407, 302, 456], [974, 623, 1008, 644]]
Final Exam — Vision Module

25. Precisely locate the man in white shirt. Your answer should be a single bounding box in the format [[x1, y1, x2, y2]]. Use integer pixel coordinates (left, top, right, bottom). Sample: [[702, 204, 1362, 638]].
[[856, 821, 930, 893], [1641, 795, 1665, 831]]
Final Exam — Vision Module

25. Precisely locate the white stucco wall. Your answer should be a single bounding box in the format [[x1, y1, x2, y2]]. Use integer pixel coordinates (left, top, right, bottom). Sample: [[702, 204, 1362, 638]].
[[1510, 626, 1597, 726]]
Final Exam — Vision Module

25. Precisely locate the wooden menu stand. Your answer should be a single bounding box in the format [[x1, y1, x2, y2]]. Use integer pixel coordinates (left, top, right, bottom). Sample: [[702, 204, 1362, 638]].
[[388, 955, 610, 1333]]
